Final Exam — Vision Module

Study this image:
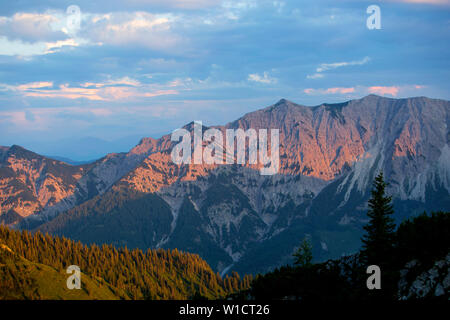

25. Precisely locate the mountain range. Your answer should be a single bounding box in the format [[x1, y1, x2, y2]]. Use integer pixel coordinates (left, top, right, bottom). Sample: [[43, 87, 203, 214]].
[[1, 95, 449, 275]]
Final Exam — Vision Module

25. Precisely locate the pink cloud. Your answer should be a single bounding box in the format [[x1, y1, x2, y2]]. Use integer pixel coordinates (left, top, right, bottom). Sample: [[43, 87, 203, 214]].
[[326, 87, 355, 94], [368, 86, 399, 97], [304, 87, 355, 95], [80, 77, 141, 88], [143, 90, 179, 97], [23, 84, 104, 100], [10, 78, 180, 101], [16, 81, 53, 90]]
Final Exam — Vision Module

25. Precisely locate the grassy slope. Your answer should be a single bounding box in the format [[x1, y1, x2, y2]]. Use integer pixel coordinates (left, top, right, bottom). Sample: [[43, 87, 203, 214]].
[[0, 243, 126, 300]]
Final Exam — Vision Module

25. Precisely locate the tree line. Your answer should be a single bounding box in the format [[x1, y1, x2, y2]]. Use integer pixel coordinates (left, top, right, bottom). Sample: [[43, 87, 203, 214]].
[[0, 226, 252, 300]]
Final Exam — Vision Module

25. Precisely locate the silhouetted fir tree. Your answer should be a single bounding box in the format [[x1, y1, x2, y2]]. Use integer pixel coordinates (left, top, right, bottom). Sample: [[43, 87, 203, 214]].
[[360, 172, 396, 268], [293, 237, 313, 267]]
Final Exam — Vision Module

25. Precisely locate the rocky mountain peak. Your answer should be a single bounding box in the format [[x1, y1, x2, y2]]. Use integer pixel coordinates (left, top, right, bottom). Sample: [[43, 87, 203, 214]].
[[6, 145, 41, 161], [129, 137, 159, 156]]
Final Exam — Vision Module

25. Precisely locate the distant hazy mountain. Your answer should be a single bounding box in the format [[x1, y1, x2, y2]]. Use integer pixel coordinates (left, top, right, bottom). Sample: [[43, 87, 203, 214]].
[[9, 134, 157, 162], [45, 155, 95, 166], [1, 95, 449, 274]]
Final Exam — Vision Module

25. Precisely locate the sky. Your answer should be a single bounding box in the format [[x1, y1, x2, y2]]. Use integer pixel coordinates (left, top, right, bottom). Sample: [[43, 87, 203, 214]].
[[0, 0, 449, 160]]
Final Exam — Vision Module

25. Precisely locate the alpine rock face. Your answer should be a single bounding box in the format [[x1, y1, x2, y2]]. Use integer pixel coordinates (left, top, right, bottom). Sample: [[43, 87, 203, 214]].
[[1, 95, 449, 274], [0, 137, 164, 225]]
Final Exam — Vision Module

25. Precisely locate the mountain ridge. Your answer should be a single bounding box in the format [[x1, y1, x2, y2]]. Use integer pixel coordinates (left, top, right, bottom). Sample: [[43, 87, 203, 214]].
[[1, 95, 449, 274]]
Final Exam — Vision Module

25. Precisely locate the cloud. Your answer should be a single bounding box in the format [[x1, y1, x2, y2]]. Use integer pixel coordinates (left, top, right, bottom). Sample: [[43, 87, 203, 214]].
[[222, 0, 258, 20], [123, 0, 221, 9], [142, 89, 179, 97], [0, 12, 67, 42], [0, 35, 83, 56], [80, 77, 141, 88], [0, 36, 46, 56], [22, 84, 105, 101], [16, 81, 53, 91], [23, 84, 178, 101], [327, 87, 355, 94], [0, 106, 118, 132], [304, 87, 355, 95], [85, 11, 184, 51], [368, 86, 399, 96], [306, 73, 324, 79], [316, 57, 370, 73], [0, 10, 187, 56], [3, 78, 180, 101], [307, 57, 370, 79], [386, 0, 450, 5], [44, 38, 86, 54], [0, 111, 29, 128], [304, 85, 426, 97], [248, 71, 277, 84]]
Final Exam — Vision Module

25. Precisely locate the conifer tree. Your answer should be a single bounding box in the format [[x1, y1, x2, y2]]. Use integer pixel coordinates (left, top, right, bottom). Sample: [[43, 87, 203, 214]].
[[360, 172, 396, 267], [293, 237, 313, 267]]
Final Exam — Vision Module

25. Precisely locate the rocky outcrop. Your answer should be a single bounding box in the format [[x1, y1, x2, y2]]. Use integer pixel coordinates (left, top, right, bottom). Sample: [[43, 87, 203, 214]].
[[398, 254, 450, 300]]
